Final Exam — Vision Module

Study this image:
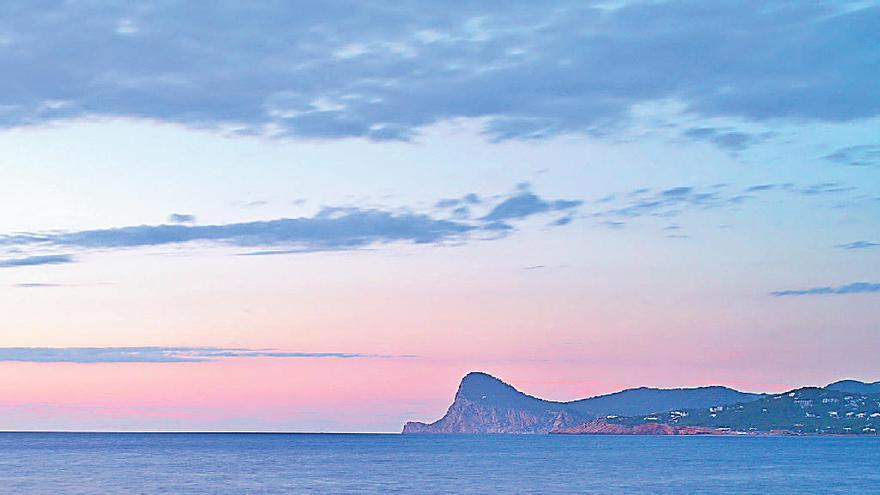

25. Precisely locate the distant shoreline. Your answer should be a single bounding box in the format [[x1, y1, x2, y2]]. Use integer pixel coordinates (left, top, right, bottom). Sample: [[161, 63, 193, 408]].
[[0, 430, 877, 437]]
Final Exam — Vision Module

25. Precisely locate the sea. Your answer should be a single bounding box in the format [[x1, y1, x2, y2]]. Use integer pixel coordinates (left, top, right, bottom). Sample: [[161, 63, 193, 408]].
[[0, 432, 878, 494]]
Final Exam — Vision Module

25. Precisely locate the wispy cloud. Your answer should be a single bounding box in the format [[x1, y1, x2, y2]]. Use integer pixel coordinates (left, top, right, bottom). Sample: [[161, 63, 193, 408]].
[[836, 241, 879, 250], [0, 347, 415, 363], [2, 210, 474, 253], [591, 181, 862, 223], [0, 254, 75, 268], [0, 182, 864, 264], [771, 282, 880, 297], [601, 221, 626, 230], [741, 182, 855, 196], [682, 127, 772, 152], [595, 185, 738, 219], [0, 188, 582, 263], [11, 282, 113, 289], [824, 145, 880, 167], [167, 213, 196, 224], [434, 193, 481, 210], [796, 183, 856, 196]]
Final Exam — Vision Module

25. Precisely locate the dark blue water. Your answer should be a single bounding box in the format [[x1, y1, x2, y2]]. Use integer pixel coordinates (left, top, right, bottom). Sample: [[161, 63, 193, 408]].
[[0, 433, 878, 494]]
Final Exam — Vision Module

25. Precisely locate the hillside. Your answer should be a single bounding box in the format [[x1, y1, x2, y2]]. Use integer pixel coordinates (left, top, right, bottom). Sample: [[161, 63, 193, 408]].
[[554, 387, 880, 435], [402, 372, 762, 434], [827, 380, 880, 395]]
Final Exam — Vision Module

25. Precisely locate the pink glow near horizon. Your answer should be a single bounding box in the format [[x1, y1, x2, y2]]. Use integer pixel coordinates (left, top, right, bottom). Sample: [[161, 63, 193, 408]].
[[0, 350, 828, 431], [1, 0, 879, 433]]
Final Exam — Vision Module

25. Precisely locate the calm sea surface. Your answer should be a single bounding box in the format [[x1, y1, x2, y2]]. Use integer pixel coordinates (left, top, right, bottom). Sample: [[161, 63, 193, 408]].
[[0, 433, 878, 494]]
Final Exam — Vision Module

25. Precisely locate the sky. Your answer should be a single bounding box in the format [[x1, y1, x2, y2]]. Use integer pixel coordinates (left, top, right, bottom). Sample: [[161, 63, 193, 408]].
[[0, 0, 878, 432]]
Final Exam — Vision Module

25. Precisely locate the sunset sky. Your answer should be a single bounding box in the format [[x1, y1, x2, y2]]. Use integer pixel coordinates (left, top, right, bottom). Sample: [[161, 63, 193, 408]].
[[1, 1, 878, 432]]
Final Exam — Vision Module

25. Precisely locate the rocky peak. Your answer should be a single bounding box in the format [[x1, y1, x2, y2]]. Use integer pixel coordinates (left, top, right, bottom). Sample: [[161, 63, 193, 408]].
[[454, 372, 550, 410]]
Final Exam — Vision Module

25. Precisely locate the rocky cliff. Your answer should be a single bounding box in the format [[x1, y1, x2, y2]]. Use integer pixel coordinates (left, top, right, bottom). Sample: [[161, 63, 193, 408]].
[[403, 372, 585, 433]]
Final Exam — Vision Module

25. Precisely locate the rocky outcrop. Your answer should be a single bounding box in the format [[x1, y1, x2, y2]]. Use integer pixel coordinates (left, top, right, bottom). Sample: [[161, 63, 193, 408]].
[[403, 397, 565, 434], [551, 420, 726, 435], [403, 373, 585, 433], [402, 371, 764, 434]]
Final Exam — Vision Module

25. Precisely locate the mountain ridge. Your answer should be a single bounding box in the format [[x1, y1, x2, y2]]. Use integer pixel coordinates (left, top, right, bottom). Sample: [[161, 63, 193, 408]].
[[826, 379, 880, 395], [553, 386, 880, 435], [403, 371, 764, 434]]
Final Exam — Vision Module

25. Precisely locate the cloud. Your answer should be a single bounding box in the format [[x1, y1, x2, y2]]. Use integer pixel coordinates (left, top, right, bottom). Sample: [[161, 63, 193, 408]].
[[167, 213, 196, 224], [435, 193, 482, 210], [434, 198, 460, 208], [0, 1, 875, 146], [463, 193, 481, 204], [682, 127, 771, 151], [484, 190, 581, 222], [0, 188, 581, 261], [824, 145, 880, 167], [483, 221, 514, 232], [0, 254, 75, 268], [586, 181, 866, 229], [837, 241, 879, 250], [597, 185, 735, 219], [771, 282, 880, 297], [12, 282, 113, 288], [0, 347, 414, 363], [797, 183, 856, 196], [450, 206, 471, 219], [741, 182, 857, 196], [744, 184, 776, 193], [601, 221, 625, 230], [2, 209, 475, 252], [660, 186, 693, 197]]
